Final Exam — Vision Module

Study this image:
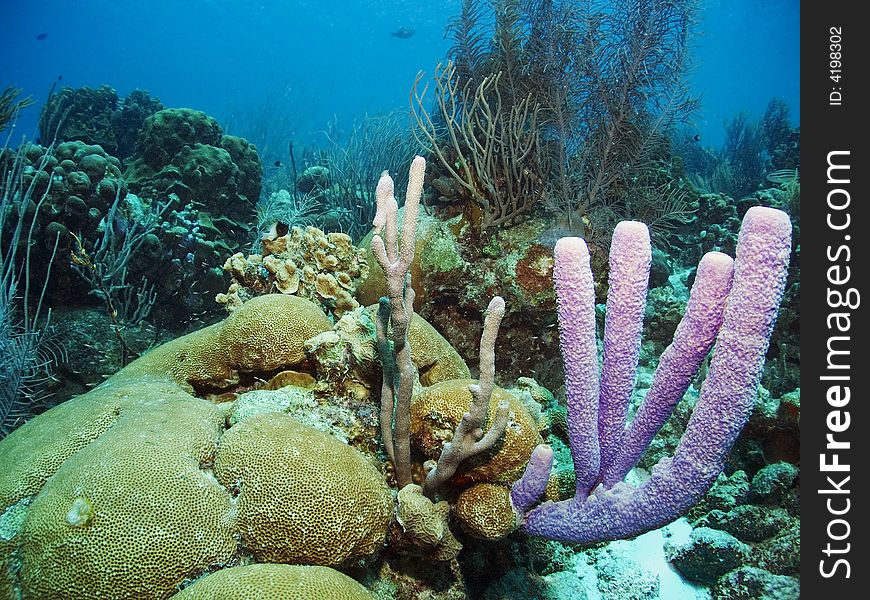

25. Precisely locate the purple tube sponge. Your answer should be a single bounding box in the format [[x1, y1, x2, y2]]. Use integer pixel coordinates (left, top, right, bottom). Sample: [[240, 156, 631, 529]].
[[511, 444, 554, 514], [597, 222, 651, 481], [552, 237, 600, 497], [601, 250, 734, 486], [513, 206, 792, 543]]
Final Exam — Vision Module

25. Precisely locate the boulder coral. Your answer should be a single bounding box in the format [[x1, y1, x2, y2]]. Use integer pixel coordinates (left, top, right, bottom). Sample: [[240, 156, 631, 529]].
[[124, 107, 261, 247], [214, 412, 392, 568], [0, 377, 236, 599], [135, 108, 223, 171], [454, 482, 517, 541], [116, 294, 331, 393], [0, 140, 130, 304], [37, 85, 164, 160], [171, 564, 373, 599], [0, 294, 392, 598], [410, 380, 542, 487]]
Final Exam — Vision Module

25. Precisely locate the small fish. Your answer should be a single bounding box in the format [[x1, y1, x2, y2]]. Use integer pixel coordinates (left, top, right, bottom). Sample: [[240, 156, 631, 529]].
[[692, 134, 701, 142], [390, 27, 415, 39], [36, 32, 48, 40], [111, 214, 129, 239], [273, 160, 282, 167]]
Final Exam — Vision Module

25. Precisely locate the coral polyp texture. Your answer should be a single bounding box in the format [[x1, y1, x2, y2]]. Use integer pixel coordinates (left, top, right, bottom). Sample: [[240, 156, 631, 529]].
[[512, 206, 793, 544], [0, 295, 386, 598], [0, 377, 235, 598], [213, 412, 392, 567], [410, 380, 541, 487], [116, 293, 331, 392], [170, 564, 373, 599]]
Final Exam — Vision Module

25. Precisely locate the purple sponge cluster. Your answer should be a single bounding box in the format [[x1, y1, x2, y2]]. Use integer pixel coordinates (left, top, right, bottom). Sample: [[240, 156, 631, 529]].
[[511, 206, 792, 543]]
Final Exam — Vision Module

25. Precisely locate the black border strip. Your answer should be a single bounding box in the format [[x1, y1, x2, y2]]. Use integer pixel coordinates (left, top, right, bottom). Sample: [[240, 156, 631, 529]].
[[801, 2, 868, 596]]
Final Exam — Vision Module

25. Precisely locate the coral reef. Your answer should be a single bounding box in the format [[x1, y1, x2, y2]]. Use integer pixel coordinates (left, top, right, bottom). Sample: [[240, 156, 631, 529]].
[[38, 85, 164, 161], [124, 107, 262, 248], [218, 225, 369, 319], [0, 141, 129, 304], [357, 211, 571, 390], [0, 296, 376, 598], [0, 143, 798, 599]]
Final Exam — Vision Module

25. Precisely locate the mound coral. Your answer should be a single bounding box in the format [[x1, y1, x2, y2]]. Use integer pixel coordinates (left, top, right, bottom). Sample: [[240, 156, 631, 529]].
[[124, 107, 262, 252], [410, 380, 541, 487], [0, 293, 388, 598], [0, 377, 235, 599], [37, 85, 164, 160], [214, 412, 392, 567], [117, 293, 331, 392], [171, 564, 373, 599], [454, 482, 517, 540]]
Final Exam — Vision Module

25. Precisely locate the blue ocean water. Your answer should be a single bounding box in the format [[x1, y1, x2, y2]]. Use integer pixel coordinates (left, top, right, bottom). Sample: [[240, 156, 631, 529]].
[[1, 0, 798, 148]]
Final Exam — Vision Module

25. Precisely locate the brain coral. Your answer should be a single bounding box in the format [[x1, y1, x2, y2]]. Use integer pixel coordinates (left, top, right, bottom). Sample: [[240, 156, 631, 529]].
[[214, 413, 392, 568], [116, 294, 331, 392], [410, 380, 542, 486], [0, 295, 380, 598], [172, 564, 372, 599], [0, 377, 236, 599]]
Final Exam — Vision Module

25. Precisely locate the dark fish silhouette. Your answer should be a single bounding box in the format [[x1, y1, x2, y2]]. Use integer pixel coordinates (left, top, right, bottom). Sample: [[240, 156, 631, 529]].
[[36, 32, 48, 40], [273, 160, 282, 167], [692, 134, 701, 142], [390, 27, 415, 39]]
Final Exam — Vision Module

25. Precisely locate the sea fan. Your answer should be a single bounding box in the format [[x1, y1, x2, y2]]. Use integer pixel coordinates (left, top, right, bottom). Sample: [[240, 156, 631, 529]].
[[0, 284, 64, 438], [1, 136, 66, 438]]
